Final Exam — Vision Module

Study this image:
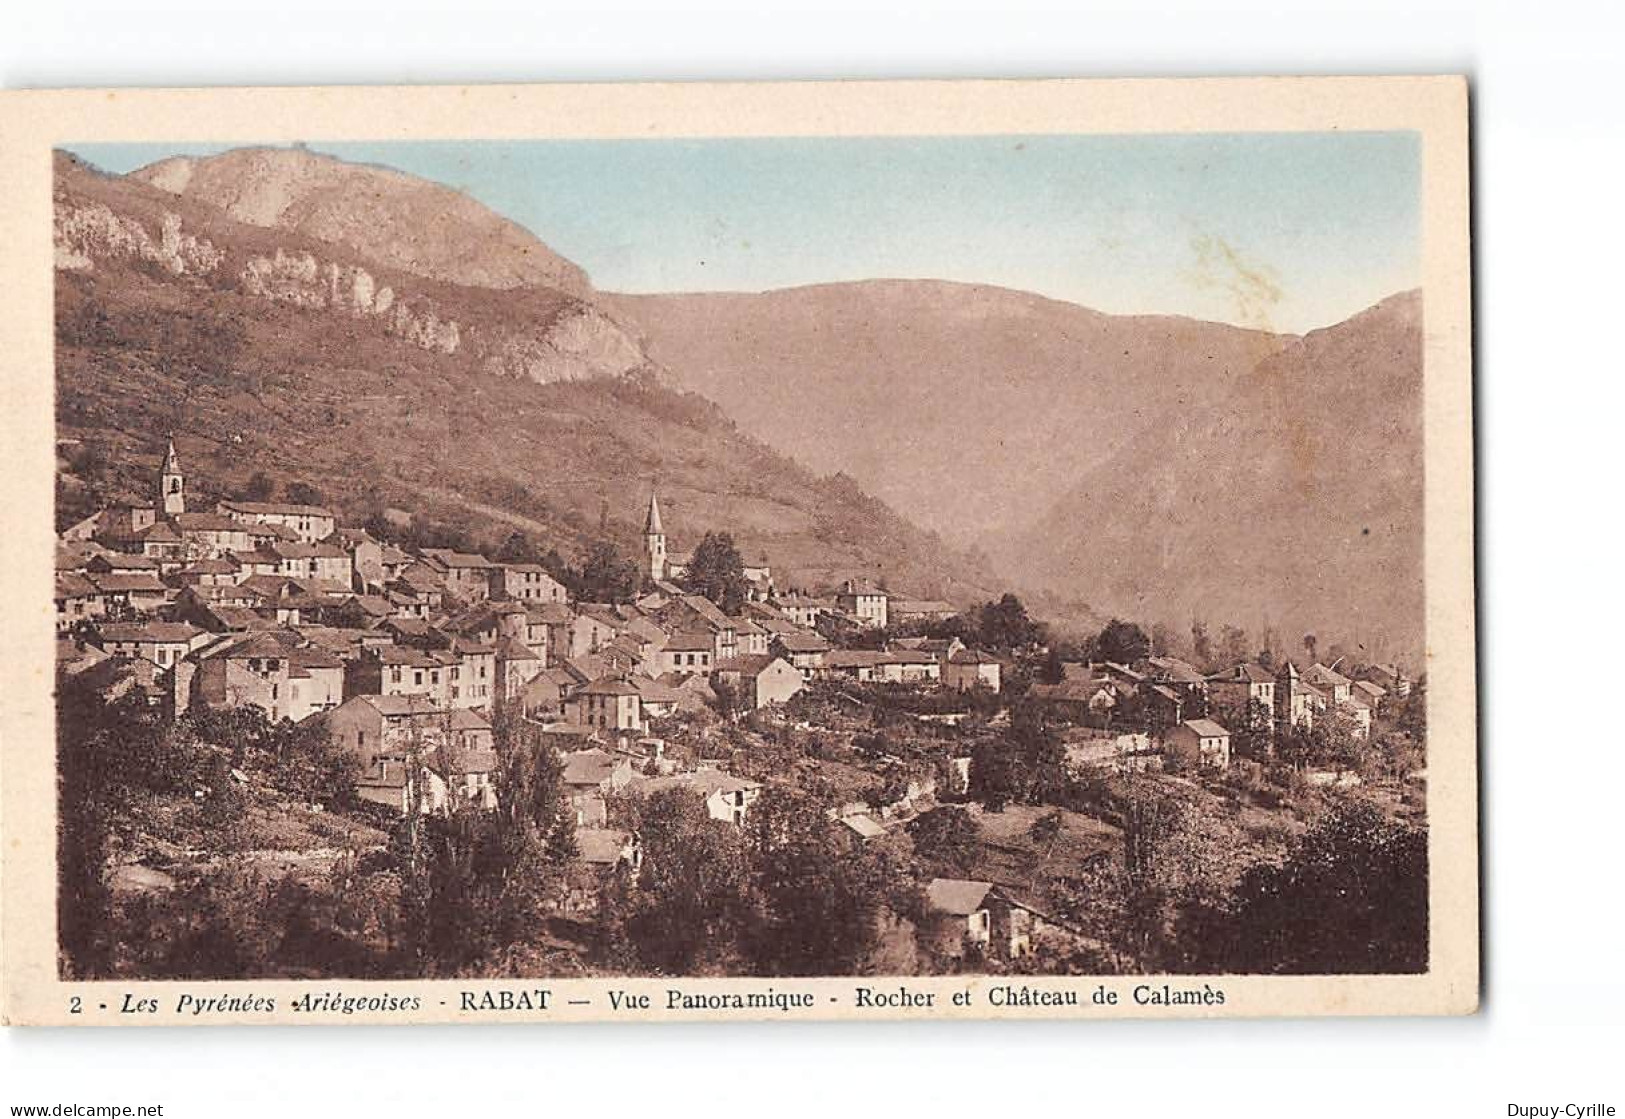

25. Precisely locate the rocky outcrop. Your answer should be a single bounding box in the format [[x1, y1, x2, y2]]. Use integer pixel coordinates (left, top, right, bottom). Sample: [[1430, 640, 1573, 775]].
[[481, 305, 648, 382], [54, 198, 647, 375], [234, 249, 458, 353], [132, 147, 593, 298], [54, 202, 224, 277]]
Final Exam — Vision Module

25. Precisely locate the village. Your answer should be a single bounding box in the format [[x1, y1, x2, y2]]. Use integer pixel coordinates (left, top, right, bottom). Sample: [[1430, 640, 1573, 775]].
[[54, 436, 1426, 977]]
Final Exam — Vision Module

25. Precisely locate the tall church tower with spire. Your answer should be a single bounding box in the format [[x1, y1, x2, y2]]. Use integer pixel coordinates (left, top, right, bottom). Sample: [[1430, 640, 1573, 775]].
[[643, 492, 667, 582], [159, 436, 185, 516]]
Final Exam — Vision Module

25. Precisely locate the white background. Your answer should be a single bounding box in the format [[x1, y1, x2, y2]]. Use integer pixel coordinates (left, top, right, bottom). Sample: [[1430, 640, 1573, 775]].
[[3, 1, 1619, 1115]]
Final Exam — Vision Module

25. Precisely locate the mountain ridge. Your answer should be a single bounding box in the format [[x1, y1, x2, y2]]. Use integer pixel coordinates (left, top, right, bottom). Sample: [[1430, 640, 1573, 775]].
[[612, 280, 1423, 659], [130, 146, 592, 297]]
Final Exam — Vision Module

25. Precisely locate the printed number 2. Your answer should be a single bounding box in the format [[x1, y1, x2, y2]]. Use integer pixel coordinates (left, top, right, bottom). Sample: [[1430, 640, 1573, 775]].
[[69, 996, 82, 1014]]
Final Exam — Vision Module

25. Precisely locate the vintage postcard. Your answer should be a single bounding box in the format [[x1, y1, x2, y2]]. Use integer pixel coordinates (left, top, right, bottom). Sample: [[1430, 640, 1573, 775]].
[[0, 77, 1476, 1025]]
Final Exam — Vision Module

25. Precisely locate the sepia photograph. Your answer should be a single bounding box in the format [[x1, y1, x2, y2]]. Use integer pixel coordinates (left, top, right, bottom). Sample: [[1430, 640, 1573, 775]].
[[1, 77, 1476, 1024]]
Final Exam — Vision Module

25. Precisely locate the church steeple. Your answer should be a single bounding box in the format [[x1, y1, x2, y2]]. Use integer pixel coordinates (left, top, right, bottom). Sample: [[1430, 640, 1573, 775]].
[[159, 435, 185, 516], [643, 492, 667, 581]]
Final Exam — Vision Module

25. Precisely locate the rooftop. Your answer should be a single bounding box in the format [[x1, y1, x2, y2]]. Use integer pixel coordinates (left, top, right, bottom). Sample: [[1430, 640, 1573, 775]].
[[926, 877, 995, 916]]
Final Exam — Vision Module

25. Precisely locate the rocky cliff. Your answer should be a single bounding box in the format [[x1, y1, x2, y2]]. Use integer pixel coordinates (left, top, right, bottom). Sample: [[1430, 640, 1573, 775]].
[[131, 146, 592, 297], [55, 151, 650, 384]]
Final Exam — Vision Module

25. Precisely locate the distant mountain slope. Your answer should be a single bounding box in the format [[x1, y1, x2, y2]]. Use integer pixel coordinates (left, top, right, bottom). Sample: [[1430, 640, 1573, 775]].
[[53, 153, 1001, 604], [613, 282, 1424, 660], [609, 282, 1290, 543], [1000, 291, 1424, 661], [132, 146, 591, 297]]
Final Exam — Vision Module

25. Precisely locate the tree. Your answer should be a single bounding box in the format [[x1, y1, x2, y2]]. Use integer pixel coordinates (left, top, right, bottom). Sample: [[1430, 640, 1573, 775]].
[[907, 806, 981, 876], [1150, 622, 1181, 660], [1038, 645, 1066, 685], [1230, 697, 1276, 762], [709, 675, 741, 722], [1373, 730, 1424, 783], [968, 741, 1019, 812], [1393, 678, 1428, 742], [243, 471, 276, 502], [493, 713, 576, 862], [285, 481, 324, 507], [1219, 624, 1251, 670], [625, 789, 754, 974], [1096, 619, 1151, 666], [388, 711, 576, 977], [1310, 707, 1365, 777], [968, 707, 1066, 811], [1229, 798, 1427, 974], [745, 785, 905, 975], [398, 806, 562, 976], [1029, 810, 1064, 864], [682, 531, 750, 614], [495, 530, 537, 565], [576, 541, 639, 604], [974, 593, 1046, 651], [1088, 769, 1250, 972], [1190, 620, 1214, 671], [56, 675, 125, 977]]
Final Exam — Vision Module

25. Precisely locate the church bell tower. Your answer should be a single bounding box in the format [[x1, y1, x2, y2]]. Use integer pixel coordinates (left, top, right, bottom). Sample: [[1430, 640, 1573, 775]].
[[159, 436, 185, 516], [644, 492, 667, 582]]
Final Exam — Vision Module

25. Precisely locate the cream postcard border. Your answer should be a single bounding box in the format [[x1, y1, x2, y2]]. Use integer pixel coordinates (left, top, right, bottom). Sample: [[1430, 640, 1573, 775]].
[[0, 76, 1476, 1025]]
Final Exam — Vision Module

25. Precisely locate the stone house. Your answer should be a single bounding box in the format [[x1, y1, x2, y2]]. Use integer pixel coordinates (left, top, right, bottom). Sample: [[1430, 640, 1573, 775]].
[[171, 512, 253, 559], [631, 769, 762, 828], [771, 593, 833, 629], [92, 620, 207, 669], [186, 631, 295, 721], [488, 563, 567, 604], [1206, 662, 1277, 724], [345, 644, 447, 704], [835, 579, 889, 629], [653, 631, 716, 675], [1303, 662, 1354, 705], [943, 649, 1002, 693], [55, 573, 106, 632], [574, 676, 645, 734], [1165, 718, 1233, 770], [217, 499, 337, 545], [418, 548, 497, 604], [88, 572, 171, 616], [769, 630, 830, 678], [495, 636, 544, 707], [325, 693, 492, 770], [712, 654, 804, 710], [925, 878, 1041, 961]]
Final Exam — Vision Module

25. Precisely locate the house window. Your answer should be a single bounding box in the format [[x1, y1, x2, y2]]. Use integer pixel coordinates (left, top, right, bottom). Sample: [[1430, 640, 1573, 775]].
[[391, 666, 402, 684], [414, 671, 423, 686]]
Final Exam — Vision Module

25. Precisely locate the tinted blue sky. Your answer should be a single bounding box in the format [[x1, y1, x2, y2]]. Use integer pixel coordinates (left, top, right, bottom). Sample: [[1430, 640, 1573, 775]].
[[68, 133, 1419, 332]]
